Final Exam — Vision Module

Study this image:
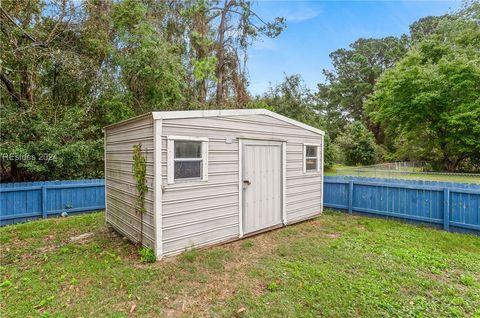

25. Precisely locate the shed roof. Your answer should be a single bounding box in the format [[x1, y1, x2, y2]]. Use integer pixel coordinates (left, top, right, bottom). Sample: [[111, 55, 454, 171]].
[[105, 109, 325, 136]]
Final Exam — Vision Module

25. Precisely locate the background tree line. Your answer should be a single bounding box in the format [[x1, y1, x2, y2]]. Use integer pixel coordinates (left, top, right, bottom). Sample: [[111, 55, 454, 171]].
[[317, 1, 479, 172], [1, 0, 478, 182]]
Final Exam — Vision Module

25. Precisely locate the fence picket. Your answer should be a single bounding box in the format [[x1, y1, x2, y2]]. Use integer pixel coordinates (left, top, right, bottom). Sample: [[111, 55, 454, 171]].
[[443, 188, 450, 231]]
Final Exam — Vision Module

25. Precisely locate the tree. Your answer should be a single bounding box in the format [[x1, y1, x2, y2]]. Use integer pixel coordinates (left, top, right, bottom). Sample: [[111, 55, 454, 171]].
[[112, 0, 187, 113], [335, 122, 379, 166], [183, 1, 217, 103], [409, 15, 452, 44], [0, 0, 108, 181], [0, 0, 287, 181], [316, 36, 408, 142], [366, 6, 480, 171], [249, 74, 336, 168], [209, 0, 285, 105]]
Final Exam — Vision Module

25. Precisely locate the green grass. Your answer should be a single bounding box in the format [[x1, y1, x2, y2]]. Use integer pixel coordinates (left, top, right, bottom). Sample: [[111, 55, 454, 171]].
[[325, 166, 480, 183], [1, 211, 479, 317], [324, 165, 351, 176]]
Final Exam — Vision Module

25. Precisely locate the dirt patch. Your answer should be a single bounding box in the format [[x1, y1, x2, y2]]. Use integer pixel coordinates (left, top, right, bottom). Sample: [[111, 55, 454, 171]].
[[325, 233, 342, 239], [150, 229, 284, 317], [70, 232, 94, 244]]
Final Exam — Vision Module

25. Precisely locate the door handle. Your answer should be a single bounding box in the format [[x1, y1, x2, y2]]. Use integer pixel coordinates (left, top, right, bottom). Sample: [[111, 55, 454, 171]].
[[243, 180, 251, 186]]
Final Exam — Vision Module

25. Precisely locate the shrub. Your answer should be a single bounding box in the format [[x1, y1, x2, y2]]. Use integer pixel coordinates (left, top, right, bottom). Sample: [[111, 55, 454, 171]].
[[335, 122, 379, 166]]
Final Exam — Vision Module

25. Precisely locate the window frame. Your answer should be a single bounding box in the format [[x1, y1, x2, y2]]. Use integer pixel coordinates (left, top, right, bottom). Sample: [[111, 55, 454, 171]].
[[167, 136, 208, 184], [303, 143, 321, 173]]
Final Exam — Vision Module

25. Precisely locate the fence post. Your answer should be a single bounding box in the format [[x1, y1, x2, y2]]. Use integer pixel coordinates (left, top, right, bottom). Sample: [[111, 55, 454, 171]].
[[443, 188, 449, 231], [348, 181, 354, 214], [42, 186, 47, 219]]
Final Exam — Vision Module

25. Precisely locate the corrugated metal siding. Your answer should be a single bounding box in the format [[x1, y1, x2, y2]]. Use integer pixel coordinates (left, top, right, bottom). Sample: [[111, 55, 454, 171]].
[[160, 114, 323, 255], [105, 115, 155, 249]]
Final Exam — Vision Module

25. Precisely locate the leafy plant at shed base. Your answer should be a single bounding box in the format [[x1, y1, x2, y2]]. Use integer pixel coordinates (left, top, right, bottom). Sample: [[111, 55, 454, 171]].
[[139, 247, 156, 263], [132, 144, 148, 247]]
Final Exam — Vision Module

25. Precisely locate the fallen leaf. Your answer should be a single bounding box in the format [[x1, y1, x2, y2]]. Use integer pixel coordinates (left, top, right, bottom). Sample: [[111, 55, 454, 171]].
[[130, 304, 136, 313], [237, 307, 246, 314]]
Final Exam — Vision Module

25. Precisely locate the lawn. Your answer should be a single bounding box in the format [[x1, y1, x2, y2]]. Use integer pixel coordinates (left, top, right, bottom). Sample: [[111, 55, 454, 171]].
[[325, 165, 480, 183], [1, 211, 479, 317]]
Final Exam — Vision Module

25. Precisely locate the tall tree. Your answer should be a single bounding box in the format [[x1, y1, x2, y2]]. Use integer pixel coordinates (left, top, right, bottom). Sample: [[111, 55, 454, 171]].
[[409, 15, 452, 44], [183, 0, 217, 104], [335, 122, 379, 166], [112, 0, 187, 113], [316, 36, 408, 141], [366, 5, 480, 171], [211, 0, 285, 105]]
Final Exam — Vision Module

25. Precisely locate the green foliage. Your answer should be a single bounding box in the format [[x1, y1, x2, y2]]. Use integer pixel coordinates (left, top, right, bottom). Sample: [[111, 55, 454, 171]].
[[267, 282, 279, 292], [408, 15, 452, 44], [0, 0, 285, 182], [366, 7, 480, 171], [112, 0, 187, 112], [138, 247, 156, 263], [316, 36, 408, 140], [132, 144, 148, 215], [192, 56, 218, 81], [249, 74, 336, 168], [240, 240, 254, 250], [132, 143, 147, 247], [335, 122, 380, 166]]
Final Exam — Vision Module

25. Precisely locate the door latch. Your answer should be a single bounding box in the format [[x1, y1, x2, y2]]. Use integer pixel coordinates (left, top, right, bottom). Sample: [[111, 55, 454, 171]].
[[243, 180, 251, 186]]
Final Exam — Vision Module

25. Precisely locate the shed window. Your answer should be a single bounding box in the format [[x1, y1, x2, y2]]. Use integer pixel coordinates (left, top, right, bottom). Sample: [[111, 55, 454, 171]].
[[174, 141, 202, 179], [167, 136, 208, 183], [304, 144, 320, 172]]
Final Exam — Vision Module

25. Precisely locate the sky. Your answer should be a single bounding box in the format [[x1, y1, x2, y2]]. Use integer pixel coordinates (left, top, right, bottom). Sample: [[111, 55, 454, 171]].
[[247, 0, 462, 95]]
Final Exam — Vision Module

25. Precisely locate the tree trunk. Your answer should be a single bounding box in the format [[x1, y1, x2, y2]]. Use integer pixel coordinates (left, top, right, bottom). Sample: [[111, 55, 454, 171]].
[[20, 65, 34, 104], [443, 154, 466, 172], [198, 80, 207, 103], [231, 57, 248, 104], [0, 71, 25, 108], [369, 122, 385, 144], [215, 0, 234, 105]]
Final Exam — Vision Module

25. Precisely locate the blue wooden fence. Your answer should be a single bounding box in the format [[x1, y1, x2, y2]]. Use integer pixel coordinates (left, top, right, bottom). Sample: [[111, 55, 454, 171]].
[[1, 179, 105, 226], [2, 177, 479, 233], [324, 176, 480, 233]]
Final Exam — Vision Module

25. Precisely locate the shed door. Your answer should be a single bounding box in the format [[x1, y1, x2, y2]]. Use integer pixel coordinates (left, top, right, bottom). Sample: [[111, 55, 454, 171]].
[[242, 140, 282, 234]]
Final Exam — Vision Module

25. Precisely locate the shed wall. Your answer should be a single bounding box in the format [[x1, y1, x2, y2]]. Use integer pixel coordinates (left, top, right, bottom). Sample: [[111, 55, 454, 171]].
[[160, 114, 323, 256], [105, 115, 156, 249]]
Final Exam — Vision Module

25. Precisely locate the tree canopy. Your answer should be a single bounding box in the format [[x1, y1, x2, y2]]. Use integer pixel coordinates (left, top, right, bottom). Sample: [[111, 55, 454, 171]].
[[316, 36, 408, 141], [0, 0, 286, 181], [366, 3, 480, 171], [317, 1, 479, 171]]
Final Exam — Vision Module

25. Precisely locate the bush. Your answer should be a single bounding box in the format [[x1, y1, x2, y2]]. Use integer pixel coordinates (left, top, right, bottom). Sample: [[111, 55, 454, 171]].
[[139, 247, 156, 263], [335, 122, 380, 166]]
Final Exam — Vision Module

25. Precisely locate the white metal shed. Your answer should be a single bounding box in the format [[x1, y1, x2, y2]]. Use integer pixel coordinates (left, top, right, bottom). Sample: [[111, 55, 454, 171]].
[[104, 109, 324, 259]]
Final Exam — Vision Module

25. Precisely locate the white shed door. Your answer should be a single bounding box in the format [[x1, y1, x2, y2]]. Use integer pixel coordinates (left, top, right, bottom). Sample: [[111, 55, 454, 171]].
[[242, 140, 282, 234]]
